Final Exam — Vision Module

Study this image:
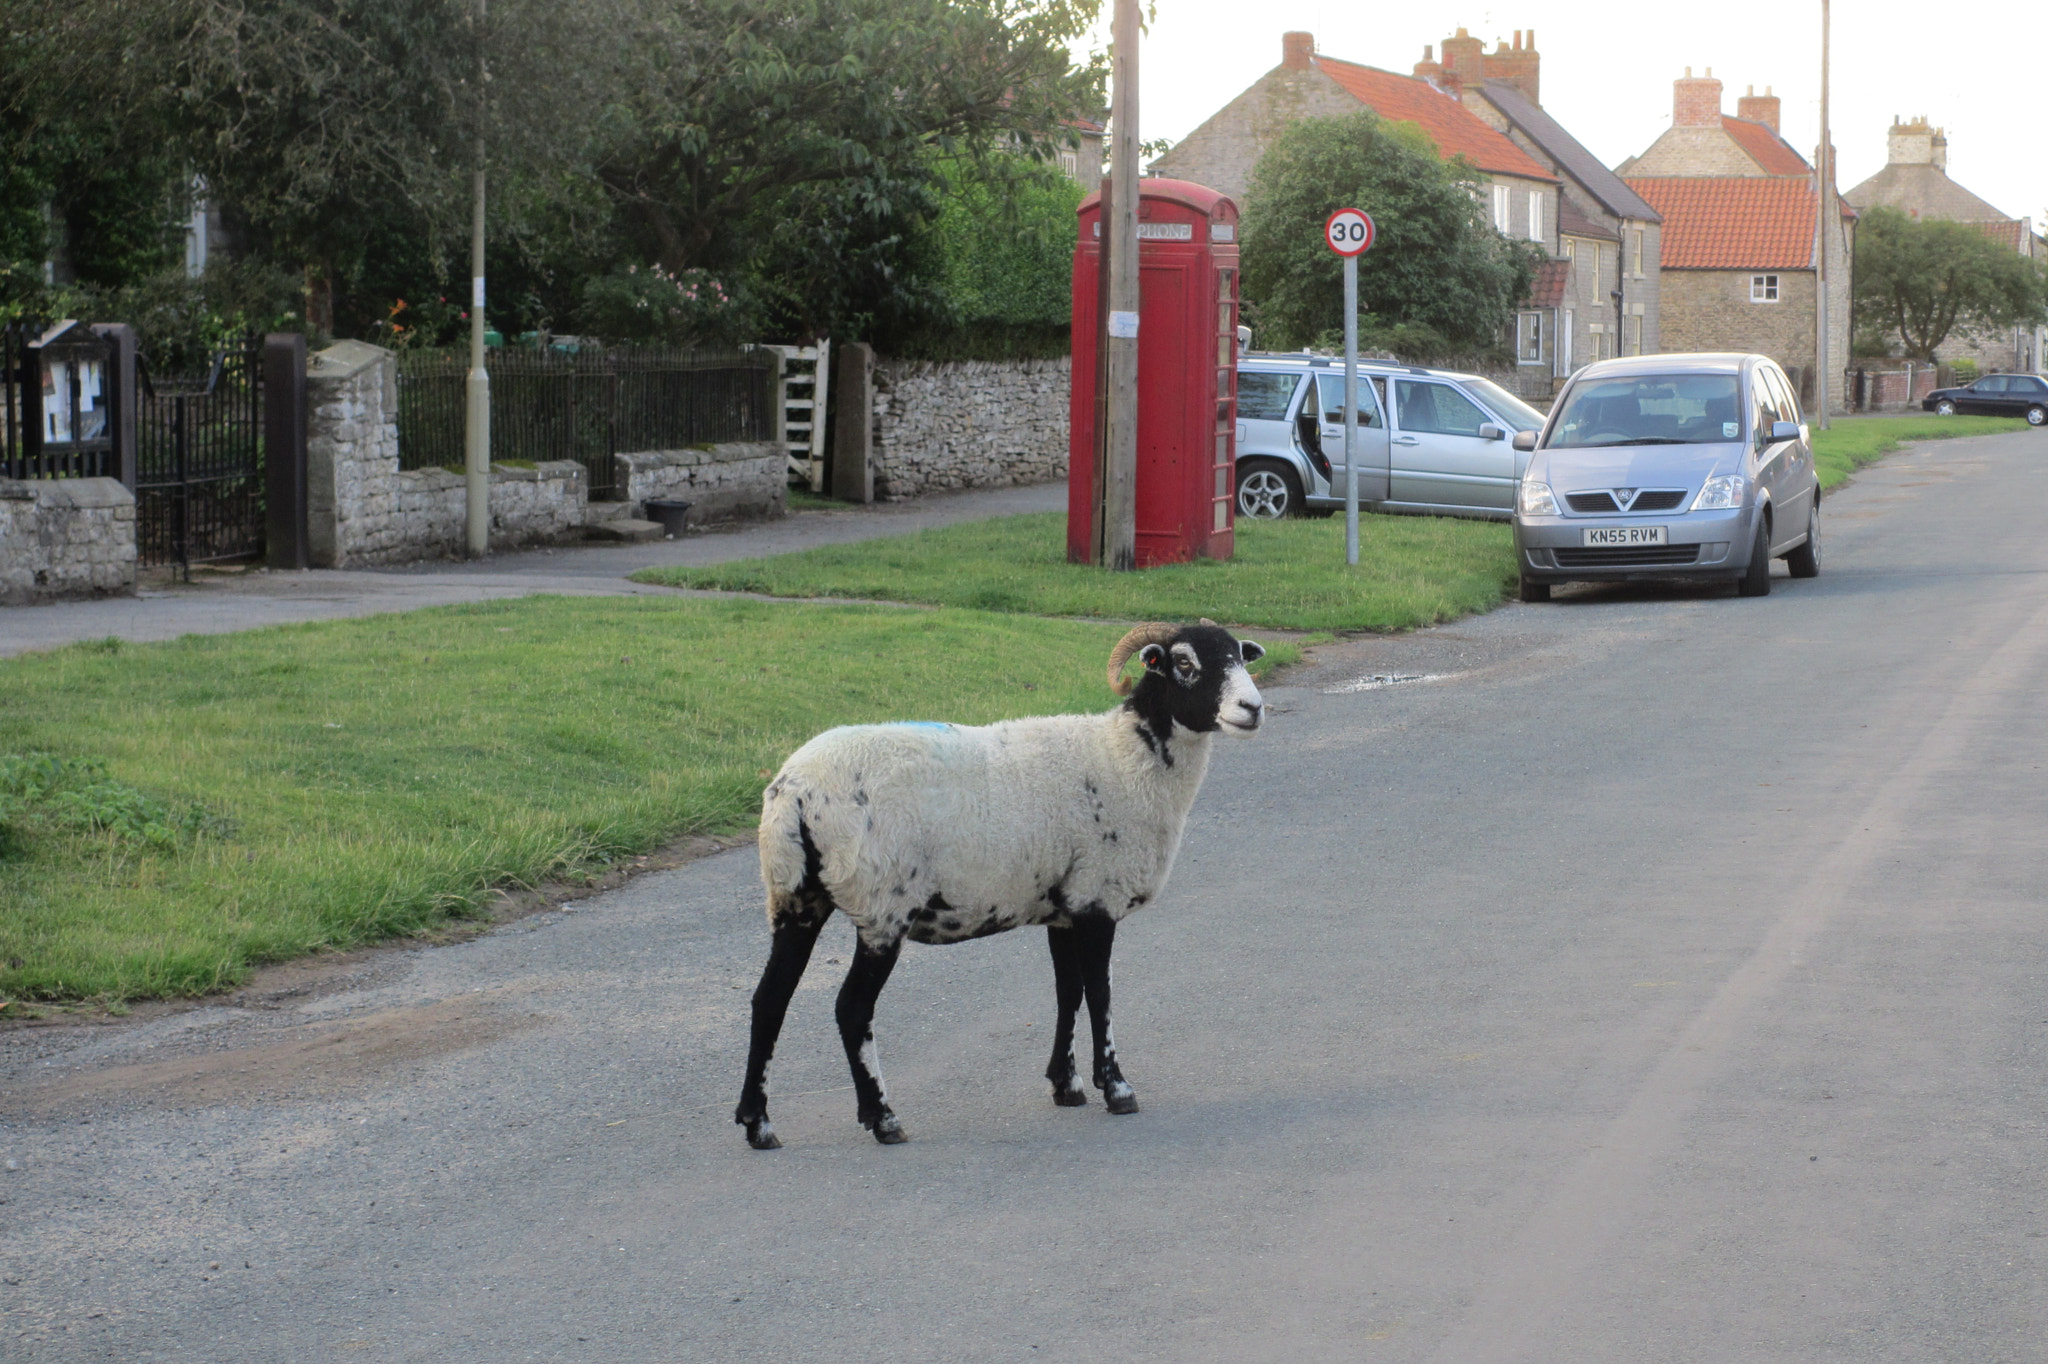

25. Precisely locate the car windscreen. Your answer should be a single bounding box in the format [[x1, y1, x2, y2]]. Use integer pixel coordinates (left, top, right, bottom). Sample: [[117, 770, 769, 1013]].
[[1548, 374, 1743, 448], [1460, 378, 1546, 432]]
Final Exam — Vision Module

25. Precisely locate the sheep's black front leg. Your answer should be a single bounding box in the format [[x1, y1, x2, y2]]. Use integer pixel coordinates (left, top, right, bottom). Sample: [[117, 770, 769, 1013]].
[[1045, 926, 1088, 1106], [736, 912, 830, 1150], [837, 931, 907, 1144], [1073, 914, 1138, 1114]]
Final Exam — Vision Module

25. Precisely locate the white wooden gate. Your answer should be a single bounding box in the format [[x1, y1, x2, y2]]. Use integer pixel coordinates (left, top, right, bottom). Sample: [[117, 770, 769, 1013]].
[[764, 341, 830, 491]]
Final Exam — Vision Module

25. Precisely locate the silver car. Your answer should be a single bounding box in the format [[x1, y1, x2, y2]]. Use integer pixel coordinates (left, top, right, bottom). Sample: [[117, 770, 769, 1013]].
[[1512, 353, 1821, 600], [1234, 354, 1548, 521]]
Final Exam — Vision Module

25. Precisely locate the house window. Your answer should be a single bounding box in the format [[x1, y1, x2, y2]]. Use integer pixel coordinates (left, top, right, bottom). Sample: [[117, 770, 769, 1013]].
[[1493, 185, 1512, 233], [1625, 314, 1641, 356], [1518, 311, 1544, 363], [1527, 191, 1544, 244], [1630, 229, 1644, 277], [1563, 239, 1575, 259], [1751, 274, 1780, 302]]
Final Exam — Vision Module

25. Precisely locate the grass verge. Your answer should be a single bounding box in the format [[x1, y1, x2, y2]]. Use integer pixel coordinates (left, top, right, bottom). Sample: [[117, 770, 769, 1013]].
[[632, 511, 1517, 632], [1812, 415, 2023, 489], [0, 597, 1295, 1002]]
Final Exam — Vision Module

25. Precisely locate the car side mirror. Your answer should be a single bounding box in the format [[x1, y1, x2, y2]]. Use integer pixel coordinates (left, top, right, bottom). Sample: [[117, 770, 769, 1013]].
[[1478, 423, 1504, 441], [1511, 430, 1538, 452], [1770, 420, 1801, 442]]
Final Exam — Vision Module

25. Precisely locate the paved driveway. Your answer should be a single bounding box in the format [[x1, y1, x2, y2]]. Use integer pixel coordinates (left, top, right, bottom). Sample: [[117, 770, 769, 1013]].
[[4, 432, 2047, 1361]]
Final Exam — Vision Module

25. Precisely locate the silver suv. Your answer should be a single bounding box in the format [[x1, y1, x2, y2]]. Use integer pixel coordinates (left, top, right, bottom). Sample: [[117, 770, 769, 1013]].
[[1234, 353, 1548, 521]]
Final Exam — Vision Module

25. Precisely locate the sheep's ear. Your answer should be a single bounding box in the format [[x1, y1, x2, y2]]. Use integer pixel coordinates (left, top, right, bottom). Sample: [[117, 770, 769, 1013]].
[[1139, 642, 1170, 674], [1238, 639, 1265, 664]]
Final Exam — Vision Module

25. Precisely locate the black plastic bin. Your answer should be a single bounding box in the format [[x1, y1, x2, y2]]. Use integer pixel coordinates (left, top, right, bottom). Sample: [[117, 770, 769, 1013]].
[[643, 499, 693, 537]]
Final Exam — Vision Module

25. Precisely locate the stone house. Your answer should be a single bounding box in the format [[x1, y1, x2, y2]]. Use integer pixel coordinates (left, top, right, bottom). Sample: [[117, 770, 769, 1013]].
[[1620, 70, 1854, 410], [1843, 118, 2045, 374], [1433, 34, 1664, 384]]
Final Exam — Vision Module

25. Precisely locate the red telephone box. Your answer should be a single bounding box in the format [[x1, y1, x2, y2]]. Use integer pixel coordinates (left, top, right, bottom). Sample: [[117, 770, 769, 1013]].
[[1067, 178, 1241, 567]]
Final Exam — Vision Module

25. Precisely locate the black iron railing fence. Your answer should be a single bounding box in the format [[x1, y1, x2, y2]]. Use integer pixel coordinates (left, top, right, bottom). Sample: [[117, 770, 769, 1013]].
[[135, 337, 266, 570], [395, 345, 777, 499]]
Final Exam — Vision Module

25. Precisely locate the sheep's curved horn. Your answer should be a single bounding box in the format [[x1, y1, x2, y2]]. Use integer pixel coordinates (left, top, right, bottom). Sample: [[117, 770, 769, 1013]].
[[1107, 622, 1181, 696]]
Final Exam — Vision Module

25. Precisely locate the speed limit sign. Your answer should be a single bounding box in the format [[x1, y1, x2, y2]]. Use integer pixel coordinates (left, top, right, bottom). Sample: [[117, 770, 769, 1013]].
[[1325, 208, 1375, 256]]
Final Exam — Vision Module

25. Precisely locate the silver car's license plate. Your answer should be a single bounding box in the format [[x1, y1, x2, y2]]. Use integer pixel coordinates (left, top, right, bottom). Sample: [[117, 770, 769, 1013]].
[[1583, 525, 1668, 547]]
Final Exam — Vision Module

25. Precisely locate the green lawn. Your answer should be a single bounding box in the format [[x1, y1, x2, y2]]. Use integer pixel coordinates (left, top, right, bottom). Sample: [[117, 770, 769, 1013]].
[[633, 511, 1518, 632], [1812, 414, 2023, 489], [0, 598, 1294, 1002]]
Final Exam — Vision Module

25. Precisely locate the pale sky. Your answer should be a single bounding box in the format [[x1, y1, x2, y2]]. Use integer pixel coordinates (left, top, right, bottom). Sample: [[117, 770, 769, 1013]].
[[1086, 0, 2045, 230]]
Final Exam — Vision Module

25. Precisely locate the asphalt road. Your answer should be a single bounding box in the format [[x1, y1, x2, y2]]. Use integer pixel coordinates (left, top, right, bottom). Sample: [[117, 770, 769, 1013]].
[[5, 428, 2047, 1362]]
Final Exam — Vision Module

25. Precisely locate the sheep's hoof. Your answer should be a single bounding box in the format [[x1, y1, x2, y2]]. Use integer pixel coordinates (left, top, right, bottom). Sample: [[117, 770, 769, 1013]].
[[1052, 1084, 1088, 1108], [739, 1117, 781, 1150], [1104, 1086, 1140, 1116], [867, 1112, 908, 1145]]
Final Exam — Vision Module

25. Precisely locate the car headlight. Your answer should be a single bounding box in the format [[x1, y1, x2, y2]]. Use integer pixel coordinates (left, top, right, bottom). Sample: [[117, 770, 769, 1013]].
[[1518, 478, 1559, 516], [1691, 474, 1748, 511]]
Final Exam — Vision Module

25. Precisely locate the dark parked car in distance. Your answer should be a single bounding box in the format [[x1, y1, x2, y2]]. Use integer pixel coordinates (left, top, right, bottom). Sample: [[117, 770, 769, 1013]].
[[1922, 373, 2048, 425]]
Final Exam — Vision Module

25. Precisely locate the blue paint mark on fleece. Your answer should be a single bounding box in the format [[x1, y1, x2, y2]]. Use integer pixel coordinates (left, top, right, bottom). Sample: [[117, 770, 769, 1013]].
[[888, 721, 952, 731]]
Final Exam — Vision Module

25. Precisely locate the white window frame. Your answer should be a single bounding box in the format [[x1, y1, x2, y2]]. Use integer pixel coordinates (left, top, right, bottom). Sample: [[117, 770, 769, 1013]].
[[1751, 274, 1781, 302], [1625, 314, 1641, 356], [1560, 309, 1575, 373], [1517, 311, 1544, 364], [1527, 191, 1544, 244], [1493, 184, 1512, 234], [1630, 228, 1644, 277]]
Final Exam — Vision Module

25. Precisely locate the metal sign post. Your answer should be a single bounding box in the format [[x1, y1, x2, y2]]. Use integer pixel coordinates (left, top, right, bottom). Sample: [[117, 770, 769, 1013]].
[[1324, 208, 1375, 566]]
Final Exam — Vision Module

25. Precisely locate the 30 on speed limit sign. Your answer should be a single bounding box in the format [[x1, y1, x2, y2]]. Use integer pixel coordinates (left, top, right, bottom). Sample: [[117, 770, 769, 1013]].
[[1325, 208, 1375, 256]]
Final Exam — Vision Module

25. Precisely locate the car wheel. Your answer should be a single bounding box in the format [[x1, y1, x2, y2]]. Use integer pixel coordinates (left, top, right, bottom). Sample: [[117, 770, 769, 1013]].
[[1786, 500, 1820, 579], [1519, 574, 1551, 603], [1737, 514, 1772, 597], [1934, 399, 1957, 416], [1236, 460, 1303, 519], [2027, 405, 2047, 427]]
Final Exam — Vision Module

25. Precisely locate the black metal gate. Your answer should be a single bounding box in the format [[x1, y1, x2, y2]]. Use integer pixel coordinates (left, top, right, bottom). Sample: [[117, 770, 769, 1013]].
[[137, 338, 265, 570]]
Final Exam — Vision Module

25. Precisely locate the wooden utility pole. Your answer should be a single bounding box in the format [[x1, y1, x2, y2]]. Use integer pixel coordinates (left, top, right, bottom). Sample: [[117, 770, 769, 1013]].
[[1097, 0, 1140, 571], [1814, 0, 1833, 429], [464, 0, 491, 556]]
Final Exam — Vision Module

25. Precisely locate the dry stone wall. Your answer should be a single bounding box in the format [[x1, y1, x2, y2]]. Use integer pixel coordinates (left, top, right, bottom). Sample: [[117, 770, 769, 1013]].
[[871, 358, 1069, 499], [0, 476, 136, 605]]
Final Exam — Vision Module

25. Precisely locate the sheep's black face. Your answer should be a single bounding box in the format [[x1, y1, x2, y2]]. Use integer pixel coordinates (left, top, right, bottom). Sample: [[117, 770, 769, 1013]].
[[1130, 624, 1266, 738]]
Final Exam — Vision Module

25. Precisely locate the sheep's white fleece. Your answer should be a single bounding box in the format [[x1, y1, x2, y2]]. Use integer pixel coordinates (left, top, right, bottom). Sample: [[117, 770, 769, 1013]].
[[759, 710, 1212, 943]]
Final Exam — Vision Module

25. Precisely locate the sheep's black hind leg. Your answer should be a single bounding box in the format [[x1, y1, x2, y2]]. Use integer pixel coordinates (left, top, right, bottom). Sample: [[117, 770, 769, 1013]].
[[1074, 914, 1138, 1114], [1044, 926, 1088, 1106], [735, 912, 829, 1150], [837, 932, 907, 1144]]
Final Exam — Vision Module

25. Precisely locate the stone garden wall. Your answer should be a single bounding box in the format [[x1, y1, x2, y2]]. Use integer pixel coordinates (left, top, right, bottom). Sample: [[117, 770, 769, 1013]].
[[0, 476, 136, 605], [306, 341, 786, 565], [616, 443, 787, 524], [870, 357, 1069, 498]]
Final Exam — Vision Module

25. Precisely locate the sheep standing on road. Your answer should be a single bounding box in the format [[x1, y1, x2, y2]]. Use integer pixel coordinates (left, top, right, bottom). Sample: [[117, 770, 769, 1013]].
[[735, 620, 1267, 1148]]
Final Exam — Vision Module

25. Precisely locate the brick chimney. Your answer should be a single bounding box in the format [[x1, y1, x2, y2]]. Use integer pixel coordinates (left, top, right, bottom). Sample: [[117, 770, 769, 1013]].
[[1483, 29, 1541, 106], [1736, 84, 1780, 132], [1888, 115, 1947, 171], [1441, 26, 1485, 86], [1673, 66, 1723, 128], [1281, 31, 1314, 70], [1412, 43, 1442, 85]]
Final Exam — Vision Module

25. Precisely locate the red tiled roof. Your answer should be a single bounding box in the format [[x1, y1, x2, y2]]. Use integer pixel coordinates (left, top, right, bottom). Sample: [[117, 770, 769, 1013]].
[[1625, 177, 1826, 270], [1312, 56, 1555, 182], [1720, 117, 1810, 176], [1975, 219, 2027, 252], [1527, 258, 1573, 308]]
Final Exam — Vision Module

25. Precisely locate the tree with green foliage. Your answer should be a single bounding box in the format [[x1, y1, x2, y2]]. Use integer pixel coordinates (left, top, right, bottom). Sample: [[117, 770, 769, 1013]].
[[1853, 206, 2048, 361], [1240, 111, 1538, 355], [596, 0, 1102, 341]]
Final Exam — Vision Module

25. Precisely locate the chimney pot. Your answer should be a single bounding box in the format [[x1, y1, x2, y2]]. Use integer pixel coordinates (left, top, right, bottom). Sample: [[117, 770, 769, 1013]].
[[1281, 30, 1314, 69]]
